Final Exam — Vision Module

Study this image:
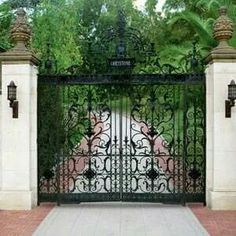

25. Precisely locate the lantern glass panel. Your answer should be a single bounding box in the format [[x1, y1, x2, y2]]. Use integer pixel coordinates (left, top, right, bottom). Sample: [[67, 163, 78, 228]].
[[7, 82, 17, 101], [228, 80, 236, 100]]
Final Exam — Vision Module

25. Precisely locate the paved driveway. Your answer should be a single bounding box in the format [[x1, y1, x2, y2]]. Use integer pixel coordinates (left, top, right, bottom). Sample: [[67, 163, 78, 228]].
[[34, 203, 208, 236]]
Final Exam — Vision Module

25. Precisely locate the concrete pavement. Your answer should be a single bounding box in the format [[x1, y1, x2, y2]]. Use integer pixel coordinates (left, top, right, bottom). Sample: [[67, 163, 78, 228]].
[[34, 202, 209, 236]]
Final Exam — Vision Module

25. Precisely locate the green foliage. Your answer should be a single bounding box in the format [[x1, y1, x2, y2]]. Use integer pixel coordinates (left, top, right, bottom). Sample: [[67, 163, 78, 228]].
[[0, 3, 13, 50], [1, 0, 236, 71], [32, 0, 82, 72], [169, 11, 216, 47], [38, 83, 65, 179], [163, 0, 236, 51]]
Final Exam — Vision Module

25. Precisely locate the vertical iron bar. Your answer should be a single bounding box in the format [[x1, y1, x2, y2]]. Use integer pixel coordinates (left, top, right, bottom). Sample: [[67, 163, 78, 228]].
[[173, 85, 176, 197], [203, 79, 207, 206], [182, 82, 188, 206], [129, 88, 133, 195], [151, 87, 155, 192], [193, 97, 197, 192], [62, 85, 66, 195], [37, 77, 40, 206], [119, 89, 123, 200], [88, 85, 92, 192], [56, 79, 61, 206], [177, 85, 182, 196], [114, 90, 118, 193], [64, 85, 68, 195], [109, 85, 113, 193], [125, 92, 128, 193]]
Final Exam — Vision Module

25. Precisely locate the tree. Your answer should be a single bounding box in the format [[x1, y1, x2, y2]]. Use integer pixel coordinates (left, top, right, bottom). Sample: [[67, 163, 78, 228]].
[[32, 0, 82, 72], [0, 3, 13, 50], [1, 0, 236, 72]]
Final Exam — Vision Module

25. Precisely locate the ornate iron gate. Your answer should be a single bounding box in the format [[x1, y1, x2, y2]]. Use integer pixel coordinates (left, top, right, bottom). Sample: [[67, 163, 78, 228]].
[[38, 9, 205, 204], [38, 74, 205, 204]]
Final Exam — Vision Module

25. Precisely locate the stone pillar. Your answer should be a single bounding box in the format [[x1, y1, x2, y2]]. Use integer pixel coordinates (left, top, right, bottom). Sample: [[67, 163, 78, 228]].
[[0, 9, 39, 210], [206, 7, 236, 210]]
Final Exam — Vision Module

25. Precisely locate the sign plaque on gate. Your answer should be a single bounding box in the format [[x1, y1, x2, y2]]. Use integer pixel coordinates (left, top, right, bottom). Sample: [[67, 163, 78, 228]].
[[109, 58, 135, 68]]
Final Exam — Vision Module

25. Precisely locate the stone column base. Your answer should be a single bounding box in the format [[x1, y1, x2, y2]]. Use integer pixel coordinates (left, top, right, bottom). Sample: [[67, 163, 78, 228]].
[[0, 190, 37, 210], [208, 190, 236, 210]]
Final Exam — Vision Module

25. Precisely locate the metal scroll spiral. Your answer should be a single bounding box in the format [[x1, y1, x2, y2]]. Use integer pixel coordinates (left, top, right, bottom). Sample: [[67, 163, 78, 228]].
[[128, 85, 176, 193]]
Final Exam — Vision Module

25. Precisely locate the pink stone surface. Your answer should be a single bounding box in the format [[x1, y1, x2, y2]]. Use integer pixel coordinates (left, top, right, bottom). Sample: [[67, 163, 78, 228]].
[[0, 203, 55, 236], [190, 204, 236, 236]]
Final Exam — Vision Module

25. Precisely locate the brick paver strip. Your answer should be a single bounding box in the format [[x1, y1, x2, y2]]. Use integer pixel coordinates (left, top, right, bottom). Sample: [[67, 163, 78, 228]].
[[190, 204, 236, 236], [0, 203, 55, 236]]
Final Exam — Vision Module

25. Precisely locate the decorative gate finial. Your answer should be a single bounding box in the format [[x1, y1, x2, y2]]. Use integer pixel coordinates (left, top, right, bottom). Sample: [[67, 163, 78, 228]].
[[117, 9, 126, 38], [213, 7, 234, 48], [10, 8, 31, 52]]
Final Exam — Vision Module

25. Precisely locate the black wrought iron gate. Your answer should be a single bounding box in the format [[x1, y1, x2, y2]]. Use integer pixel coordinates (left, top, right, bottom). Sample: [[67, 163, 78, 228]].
[[38, 74, 205, 204]]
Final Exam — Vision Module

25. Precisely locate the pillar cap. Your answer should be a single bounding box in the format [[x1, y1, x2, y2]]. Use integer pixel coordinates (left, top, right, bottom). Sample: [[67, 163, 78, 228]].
[[0, 51, 40, 65], [213, 7, 234, 44], [10, 8, 31, 52], [206, 7, 236, 64], [0, 8, 40, 65]]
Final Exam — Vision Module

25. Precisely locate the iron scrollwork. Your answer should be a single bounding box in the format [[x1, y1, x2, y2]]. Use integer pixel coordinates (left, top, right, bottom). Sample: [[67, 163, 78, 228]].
[[38, 10, 205, 204], [38, 77, 205, 203]]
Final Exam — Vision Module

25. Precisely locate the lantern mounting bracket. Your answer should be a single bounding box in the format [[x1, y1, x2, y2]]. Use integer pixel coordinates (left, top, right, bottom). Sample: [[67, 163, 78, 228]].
[[10, 100, 18, 119], [225, 99, 235, 118]]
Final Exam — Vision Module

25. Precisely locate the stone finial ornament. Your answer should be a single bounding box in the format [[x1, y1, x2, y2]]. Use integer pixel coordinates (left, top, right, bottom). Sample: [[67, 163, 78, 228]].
[[10, 8, 31, 51], [213, 7, 234, 48]]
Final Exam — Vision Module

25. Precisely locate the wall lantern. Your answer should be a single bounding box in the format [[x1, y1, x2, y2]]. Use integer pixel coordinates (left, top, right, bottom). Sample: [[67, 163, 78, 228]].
[[225, 80, 236, 118], [7, 81, 18, 119]]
